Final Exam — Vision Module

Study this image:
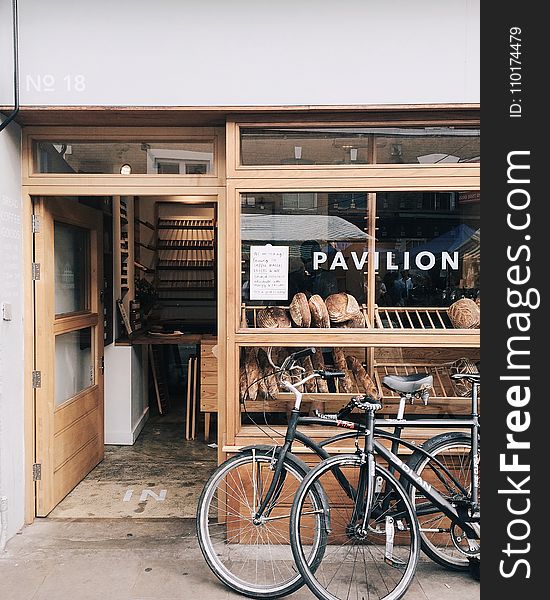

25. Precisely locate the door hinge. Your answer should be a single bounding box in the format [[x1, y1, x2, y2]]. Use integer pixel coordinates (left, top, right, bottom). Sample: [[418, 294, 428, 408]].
[[33, 463, 42, 481], [99, 356, 105, 375], [32, 262, 41, 281], [32, 214, 41, 233], [32, 370, 42, 388]]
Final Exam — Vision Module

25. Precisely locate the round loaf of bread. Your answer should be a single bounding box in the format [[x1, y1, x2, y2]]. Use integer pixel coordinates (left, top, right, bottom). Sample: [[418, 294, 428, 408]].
[[346, 312, 366, 328], [289, 293, 311, 327], [325, 292, 361, 323], [257, 306, 292, 328], [309, 294, 330, 328], [448, 298, 480, 329]]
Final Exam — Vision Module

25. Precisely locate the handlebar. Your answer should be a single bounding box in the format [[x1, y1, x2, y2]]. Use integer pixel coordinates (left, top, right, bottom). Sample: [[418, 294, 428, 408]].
[[318, 370, 345, 380], [288, 347, 316, 360]]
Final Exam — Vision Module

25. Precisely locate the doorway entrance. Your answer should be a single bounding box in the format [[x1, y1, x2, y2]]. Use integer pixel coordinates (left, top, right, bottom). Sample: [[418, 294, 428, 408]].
[[32, 195, 219, 518]]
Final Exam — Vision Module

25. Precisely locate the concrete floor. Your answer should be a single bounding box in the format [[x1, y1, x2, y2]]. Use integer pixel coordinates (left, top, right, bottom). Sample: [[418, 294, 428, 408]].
[[49, 408, 218, 519], [1, 519, 479, 600]]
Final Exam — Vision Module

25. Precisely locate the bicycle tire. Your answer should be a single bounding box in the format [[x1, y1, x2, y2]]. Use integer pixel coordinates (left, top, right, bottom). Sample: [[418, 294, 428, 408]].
[[196, 447, 327, 598], [291, 454, 420, 600], [406, 432, 479, 571]]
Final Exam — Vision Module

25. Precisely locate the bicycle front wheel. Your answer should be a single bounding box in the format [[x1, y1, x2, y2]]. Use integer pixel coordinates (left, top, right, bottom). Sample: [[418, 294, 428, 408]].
[[196, 448, 327, 598], [291, 454, 420, 600]]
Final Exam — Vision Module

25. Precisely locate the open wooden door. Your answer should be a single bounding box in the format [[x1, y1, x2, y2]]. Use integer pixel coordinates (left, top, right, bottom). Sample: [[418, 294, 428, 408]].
[[33, 197, 104, 516]]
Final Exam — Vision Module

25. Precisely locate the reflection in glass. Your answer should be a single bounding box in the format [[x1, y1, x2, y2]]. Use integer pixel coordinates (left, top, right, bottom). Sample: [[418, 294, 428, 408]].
[[33, 141, 215, 174], [241, 193, 371, 325], [55, 328, 94, 406], [240, 127, 479, 166], [376, 191, 480, 308], [54, 222, 88, 315]]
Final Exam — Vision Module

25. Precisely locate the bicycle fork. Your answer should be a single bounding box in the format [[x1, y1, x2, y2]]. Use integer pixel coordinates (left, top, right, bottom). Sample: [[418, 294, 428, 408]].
[[349, 409, 376, 537]]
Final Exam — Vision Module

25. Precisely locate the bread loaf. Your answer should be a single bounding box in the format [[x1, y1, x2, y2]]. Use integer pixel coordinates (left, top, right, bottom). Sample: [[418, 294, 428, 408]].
[[346, 356, 380, 400], [332, 348, 355, 394], [301, 356, 318, 394], [257, 306, 292, 328], [311, 348, 329, 394], [239, 362, 248, 401], [448, 298, 480, 329], [244, 347, 261, 400], [309, 295, 330, 328], [257, 348, 279, 399], [346, 312, 366, 328], [326, 293, 362, 324], [290, 293, 312, 327]]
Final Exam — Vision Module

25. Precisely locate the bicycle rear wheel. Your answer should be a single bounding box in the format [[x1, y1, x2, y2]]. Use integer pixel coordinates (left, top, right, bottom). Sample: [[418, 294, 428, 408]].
[[406, 432, 479, 571], [196, 448, 327, 598], [291, 454, 420, 600]]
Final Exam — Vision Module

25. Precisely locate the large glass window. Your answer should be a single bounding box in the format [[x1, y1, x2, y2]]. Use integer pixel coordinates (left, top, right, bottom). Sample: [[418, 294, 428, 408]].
[[240, 190, 480, 329], [238, 344, 479, 426], [241, 192, 370, 328], [240, 127, 479, 166], [33, 140, 215, 174], [376, 191, 480, 309]]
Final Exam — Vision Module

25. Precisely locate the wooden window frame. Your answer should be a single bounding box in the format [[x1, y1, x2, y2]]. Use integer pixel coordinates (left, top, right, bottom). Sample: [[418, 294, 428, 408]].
[[227, 112, 480, 177], [22, 126, 226, 187], [224, 113, 480, 450]]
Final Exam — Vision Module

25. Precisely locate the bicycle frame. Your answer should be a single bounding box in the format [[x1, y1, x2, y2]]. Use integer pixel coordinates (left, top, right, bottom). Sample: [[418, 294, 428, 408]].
[[251, 366, 480, 542]]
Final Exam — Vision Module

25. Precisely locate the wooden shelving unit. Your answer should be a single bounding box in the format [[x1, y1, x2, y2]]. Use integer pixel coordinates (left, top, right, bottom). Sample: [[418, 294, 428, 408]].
[[154, 217, 216, 304], [113, 196, 135, 336]]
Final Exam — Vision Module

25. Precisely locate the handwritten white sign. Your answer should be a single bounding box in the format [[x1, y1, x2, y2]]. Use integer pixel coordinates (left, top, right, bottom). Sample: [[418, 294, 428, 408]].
[[249, 245, 289, 300]]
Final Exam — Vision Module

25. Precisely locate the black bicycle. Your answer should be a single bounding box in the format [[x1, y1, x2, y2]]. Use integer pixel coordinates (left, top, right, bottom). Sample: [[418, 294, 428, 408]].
[[196, 347, 480, 599]]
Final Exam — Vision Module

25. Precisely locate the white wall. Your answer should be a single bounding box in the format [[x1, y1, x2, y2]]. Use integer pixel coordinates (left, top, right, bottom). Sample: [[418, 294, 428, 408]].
[[104, 345, 148, 445], [0, 120, 24, 544], [0, 0, 479, 107]]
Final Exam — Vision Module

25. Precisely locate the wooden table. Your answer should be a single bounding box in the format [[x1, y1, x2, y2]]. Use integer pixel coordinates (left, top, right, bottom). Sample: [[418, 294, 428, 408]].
[[124, 331, 202, 345], [116, 330, 205, 438]]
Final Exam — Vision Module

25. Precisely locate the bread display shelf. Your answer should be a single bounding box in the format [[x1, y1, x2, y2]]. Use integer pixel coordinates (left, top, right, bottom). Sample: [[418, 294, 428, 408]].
[[242, 304, 479, 332], [242, 304, 374, 329], [375, 306, 454, 330]]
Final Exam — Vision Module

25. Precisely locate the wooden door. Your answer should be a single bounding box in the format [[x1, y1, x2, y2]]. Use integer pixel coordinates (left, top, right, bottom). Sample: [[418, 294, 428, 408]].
[[33, 197, 104, 516]]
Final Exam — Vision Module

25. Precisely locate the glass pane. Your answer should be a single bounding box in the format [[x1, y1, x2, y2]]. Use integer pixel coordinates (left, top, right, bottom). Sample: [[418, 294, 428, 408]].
[[238, 344, 479, 426], [240, 127, 479, 166], [33, 141, 215, 174], [55, 222, 89, 315], [55, 328, 94, 406], [241, 192, 370, 328], [376, 191, 480, 308], [374, 128, 479, 164]]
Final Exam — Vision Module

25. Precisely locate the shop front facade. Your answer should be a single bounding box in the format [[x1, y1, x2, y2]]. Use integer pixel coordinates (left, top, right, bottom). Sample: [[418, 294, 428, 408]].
[[0, 1, 480, 545], [0, 106, 479, 529]]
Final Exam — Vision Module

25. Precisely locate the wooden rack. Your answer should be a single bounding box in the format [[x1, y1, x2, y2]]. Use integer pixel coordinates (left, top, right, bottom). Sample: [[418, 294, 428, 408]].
[[154, 218, 216, 305], [241, 304, 478, 332], [241, 304, 374, 329], [374, 306, 455, 330]]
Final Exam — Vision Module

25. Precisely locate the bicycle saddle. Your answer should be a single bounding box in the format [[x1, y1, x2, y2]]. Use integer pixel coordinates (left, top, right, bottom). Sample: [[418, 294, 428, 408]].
[[382, 373, 433, 394]]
